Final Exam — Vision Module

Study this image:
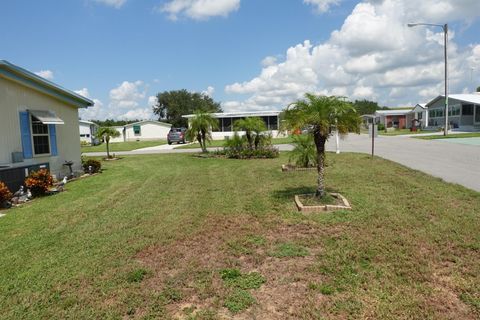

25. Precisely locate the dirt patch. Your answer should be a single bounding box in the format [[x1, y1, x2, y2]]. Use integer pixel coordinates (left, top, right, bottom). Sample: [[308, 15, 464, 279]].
[[135, 215, 336, 319]]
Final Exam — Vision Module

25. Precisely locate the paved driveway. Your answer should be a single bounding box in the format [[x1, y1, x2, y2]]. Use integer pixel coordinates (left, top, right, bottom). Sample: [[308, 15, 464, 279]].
[[83, 134, 480, 192], [327, 134, 480, 192]]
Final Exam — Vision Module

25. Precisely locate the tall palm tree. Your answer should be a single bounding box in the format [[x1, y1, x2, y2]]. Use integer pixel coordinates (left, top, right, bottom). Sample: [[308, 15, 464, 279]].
[[234, 117, 267, 150], [282, 94, 361, 198], [96, 127, 121, 158], [186, 111, 219, 153]]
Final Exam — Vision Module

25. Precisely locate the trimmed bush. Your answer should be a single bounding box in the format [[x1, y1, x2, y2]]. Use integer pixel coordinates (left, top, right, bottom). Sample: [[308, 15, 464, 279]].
[[83, 159, 102, 174], [25, 169, 54, 197], [0, 181, 12, 204]]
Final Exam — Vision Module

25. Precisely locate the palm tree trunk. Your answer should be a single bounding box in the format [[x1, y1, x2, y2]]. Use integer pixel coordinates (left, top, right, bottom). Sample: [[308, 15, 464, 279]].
[[246, 132, 253, 150], [313, 133, 327, 198], [106, 137, 110, 158], [201, 130, 207, 153]]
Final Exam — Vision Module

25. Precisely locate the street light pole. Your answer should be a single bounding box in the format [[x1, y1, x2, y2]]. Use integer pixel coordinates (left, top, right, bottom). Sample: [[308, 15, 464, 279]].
[[408, 22, 449, 136]]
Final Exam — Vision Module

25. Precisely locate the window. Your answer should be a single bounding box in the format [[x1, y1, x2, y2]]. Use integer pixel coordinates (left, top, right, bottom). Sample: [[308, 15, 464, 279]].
[[462, 104, 474, 116], [133, 125, 141, 135], [223, 117, 232, 132], [268, 116, 278, 130], [31, 115, 50, 155], [417, 112, 422, 120]]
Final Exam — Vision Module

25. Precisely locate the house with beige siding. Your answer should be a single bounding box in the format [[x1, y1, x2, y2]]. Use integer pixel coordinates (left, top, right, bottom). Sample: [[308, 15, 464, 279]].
[[0, 60, 93, 190], [109, 120, 171, 143]]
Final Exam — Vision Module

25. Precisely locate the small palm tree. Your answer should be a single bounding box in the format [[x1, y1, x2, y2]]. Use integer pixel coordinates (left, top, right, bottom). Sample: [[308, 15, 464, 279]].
[[234, 117, 267, 150], [96, 127, 121, 158], [186, 111, 219, 153], [289, 134, 317, 168], [282, 94, 360, 198]]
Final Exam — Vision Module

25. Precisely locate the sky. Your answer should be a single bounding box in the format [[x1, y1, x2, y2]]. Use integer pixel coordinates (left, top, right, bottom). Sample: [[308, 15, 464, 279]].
[[1, 0, 480, 120]]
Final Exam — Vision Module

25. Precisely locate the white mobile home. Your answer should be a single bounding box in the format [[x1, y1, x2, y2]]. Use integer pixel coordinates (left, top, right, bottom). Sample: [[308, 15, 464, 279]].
[[0, 60, 93, 190], [182, 111, 283, 140], [79, 120, 99, 145], [109, 120, 171, 143], [426, 94, 480, 131]]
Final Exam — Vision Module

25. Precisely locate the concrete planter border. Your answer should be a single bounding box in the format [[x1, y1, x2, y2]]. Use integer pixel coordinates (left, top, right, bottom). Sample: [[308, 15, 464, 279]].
[[294, 193, 352, 213]]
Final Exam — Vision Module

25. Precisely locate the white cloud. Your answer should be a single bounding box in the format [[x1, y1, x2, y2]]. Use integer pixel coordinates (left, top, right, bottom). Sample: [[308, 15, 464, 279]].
[[159, 0, 240, 20], [202, 86, 215, 97], [148, 95, 158, 107], [35, 70, 54, 80], [109, 80, 146, 109], [93, 0, 127, 9], [223, 0, 480, 112], [118, 108, 154, 120], [304, 0, 341, 13]]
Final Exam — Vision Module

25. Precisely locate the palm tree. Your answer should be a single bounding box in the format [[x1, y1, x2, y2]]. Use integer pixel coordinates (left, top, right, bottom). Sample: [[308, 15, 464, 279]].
[[96, 127, 121, 158], [282, 94, 361, 198], [234, 117, 267, 150], [186, 111, 219, 153], [289, 134, 317, 168]]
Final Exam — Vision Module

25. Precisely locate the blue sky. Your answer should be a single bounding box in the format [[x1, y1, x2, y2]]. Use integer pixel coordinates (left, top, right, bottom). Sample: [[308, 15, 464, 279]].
[[1, 0, 480, 120]]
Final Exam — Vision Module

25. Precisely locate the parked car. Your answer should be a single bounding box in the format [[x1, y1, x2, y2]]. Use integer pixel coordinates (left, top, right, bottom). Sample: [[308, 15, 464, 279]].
[[167, 127, 187, 144]]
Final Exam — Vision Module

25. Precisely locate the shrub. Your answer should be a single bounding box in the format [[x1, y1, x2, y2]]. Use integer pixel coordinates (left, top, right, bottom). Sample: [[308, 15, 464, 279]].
[[377, 123, 385, 131], [289, 134, 317, 167], [223, 132, 279, 159], [25, 169, 54, 197], [0, 181, 12, 203], [82, 159, 102, 174]]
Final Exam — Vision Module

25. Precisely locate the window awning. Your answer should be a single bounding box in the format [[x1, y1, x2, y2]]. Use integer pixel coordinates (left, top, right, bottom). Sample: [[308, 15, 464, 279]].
[[29, 110, 64, 125]]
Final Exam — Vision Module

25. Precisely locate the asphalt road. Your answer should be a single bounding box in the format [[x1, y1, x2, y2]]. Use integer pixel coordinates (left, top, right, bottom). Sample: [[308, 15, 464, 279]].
[[84, 134, 480, 192]]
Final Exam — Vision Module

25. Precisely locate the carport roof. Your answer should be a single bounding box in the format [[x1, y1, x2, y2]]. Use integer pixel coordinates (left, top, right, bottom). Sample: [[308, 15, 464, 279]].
[[426, 94, 480, 107]]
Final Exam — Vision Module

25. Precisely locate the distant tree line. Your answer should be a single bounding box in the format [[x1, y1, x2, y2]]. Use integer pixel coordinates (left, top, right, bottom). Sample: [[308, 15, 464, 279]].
[[91, 119, 141, 127], [352, 99, 390, 115]]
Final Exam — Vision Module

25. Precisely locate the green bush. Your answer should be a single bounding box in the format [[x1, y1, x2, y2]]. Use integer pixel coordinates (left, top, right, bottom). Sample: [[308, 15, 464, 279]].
[[82, 159, 102, 173], [289, 134, 317, 167], [377, 123, 385, 131], [225, 147, 279, 159]]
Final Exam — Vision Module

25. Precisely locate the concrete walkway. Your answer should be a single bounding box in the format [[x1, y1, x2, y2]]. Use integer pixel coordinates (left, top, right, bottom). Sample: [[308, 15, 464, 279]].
[[83, 135, 480, 192]]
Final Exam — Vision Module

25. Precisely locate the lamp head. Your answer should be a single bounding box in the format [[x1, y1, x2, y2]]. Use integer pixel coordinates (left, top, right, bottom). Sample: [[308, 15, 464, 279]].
[[407, 23, 418, 27]]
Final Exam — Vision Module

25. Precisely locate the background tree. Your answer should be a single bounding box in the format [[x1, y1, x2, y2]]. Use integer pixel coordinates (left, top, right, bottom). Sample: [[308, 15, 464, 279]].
[[96, 127, 120, 158], [282, 94, 361, 198], [185, 111, 219, 153], [91, 119, 139, 127], [352, 99, 390, 115], [152, 90, 222, 127], [477, 86, 480, 92], [233, 117, 267, 150]]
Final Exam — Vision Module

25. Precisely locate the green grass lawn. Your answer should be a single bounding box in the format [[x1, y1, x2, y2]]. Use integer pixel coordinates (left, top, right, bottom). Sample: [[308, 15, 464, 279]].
[[0, 153, 479, 319], [81, 140, 167, 153], [177, 136, 295, 149], [415, 132, 480, 140], [379, 128, 424, 136]]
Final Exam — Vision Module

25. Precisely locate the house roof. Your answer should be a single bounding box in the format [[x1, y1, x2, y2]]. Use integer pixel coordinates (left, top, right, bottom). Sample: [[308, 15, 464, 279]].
[[124, 120, 172, 127], [375, 109, 413, 116], [79, 120, 98, 126], [426, 94, 480, 108], [182, 110, 281, 119], [0, 60, 94, 108]]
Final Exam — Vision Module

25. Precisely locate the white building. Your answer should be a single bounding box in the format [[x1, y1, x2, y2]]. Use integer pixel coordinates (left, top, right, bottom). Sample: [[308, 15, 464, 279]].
[[109, 120, 172, 143], [426, 94, 480, 131], [0, 60, 93, 190], [182, 111, 284, 140], [79, 120, 99, 145], [364, 106, 428, 130]]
